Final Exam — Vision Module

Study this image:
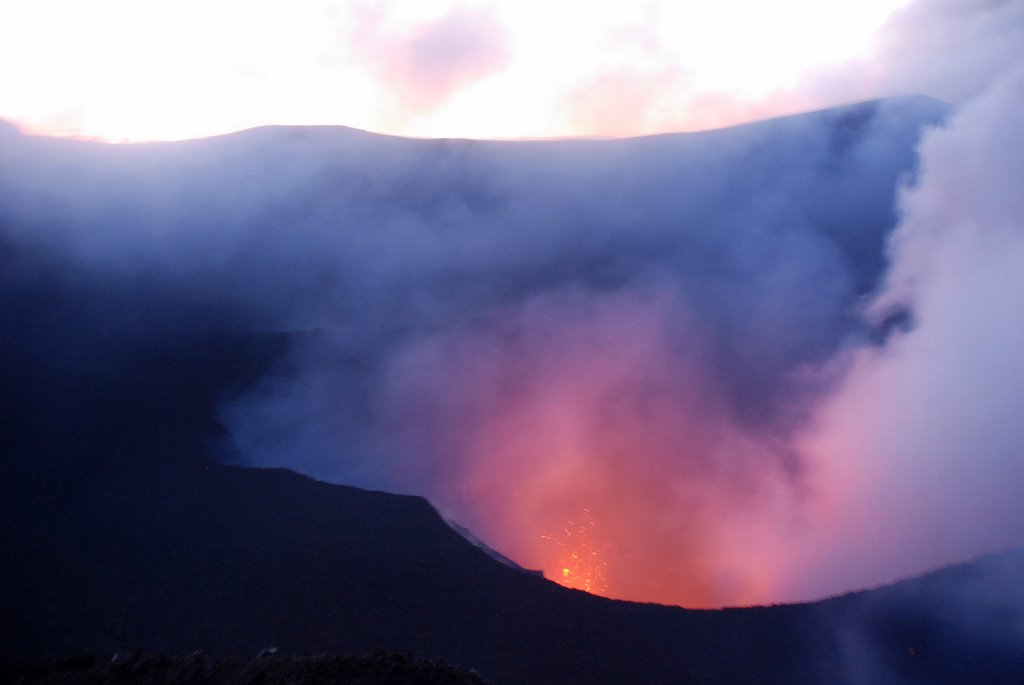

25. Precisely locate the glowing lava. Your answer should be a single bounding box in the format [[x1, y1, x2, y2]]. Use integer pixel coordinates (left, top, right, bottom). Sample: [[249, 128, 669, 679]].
[[542, 508, 610, 594], [390, 287, 797, 607]]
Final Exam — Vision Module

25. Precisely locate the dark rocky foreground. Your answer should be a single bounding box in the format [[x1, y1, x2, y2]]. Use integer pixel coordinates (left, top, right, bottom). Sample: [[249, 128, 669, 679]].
[[5, 652, 492, 685]]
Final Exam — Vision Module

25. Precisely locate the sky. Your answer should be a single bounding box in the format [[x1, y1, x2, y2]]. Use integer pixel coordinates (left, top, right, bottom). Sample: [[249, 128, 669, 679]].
[[3, 0, 1013, 141], [3, 0, 1024, 611]]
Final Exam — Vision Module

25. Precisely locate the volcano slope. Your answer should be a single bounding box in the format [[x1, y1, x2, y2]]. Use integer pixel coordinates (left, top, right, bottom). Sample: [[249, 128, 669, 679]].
[[4, 99, 1024, 683]]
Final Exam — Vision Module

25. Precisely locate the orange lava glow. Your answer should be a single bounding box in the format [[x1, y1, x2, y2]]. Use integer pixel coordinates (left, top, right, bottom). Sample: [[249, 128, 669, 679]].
[[541, 509, 609, 594]]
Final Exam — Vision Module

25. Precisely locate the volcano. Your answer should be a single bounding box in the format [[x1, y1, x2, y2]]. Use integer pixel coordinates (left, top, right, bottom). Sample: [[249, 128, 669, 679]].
[[3, 98, 1024, 683]]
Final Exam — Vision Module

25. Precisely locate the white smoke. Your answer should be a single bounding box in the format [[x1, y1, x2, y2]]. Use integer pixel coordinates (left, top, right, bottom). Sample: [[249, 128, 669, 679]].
[[783, 66, 1024, 602]]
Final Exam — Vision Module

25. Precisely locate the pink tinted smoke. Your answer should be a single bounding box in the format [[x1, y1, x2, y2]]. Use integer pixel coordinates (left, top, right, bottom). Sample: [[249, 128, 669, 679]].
[[384, 285, 800, 607]]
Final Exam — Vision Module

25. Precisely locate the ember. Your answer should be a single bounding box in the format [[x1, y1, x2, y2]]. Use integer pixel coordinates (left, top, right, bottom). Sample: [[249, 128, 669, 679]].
[[542, 509, 609, 594]]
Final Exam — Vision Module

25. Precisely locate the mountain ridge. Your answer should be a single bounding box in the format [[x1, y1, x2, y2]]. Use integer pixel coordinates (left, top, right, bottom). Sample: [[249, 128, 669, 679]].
[[0, 95, 951, 148]]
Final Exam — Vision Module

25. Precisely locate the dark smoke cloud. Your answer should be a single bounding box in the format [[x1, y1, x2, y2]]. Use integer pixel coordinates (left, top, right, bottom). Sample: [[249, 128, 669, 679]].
[[1, 97, 949, 605]]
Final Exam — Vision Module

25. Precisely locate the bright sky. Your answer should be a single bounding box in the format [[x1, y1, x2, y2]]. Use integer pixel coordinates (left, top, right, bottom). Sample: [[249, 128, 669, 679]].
[[0, 0, 912, 141]]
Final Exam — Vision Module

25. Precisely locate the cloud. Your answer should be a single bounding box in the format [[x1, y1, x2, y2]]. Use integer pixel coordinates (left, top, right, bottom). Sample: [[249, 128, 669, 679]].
[[804, 0, 1024, 106], [349, 4, 512, 114], [558, 0, 1024, 136]]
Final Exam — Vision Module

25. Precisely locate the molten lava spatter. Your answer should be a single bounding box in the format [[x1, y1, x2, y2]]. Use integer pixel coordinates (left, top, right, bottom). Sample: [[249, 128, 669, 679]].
[[542, 508, 610, 594]]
